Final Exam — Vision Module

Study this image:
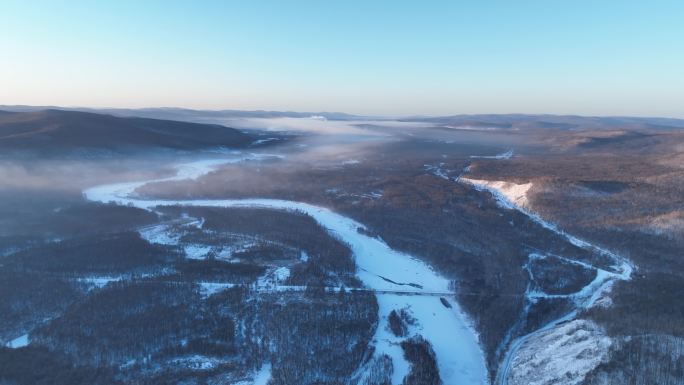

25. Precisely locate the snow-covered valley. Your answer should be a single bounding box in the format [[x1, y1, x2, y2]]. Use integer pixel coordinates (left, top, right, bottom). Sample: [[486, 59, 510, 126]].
[[459, 176, 633, 385], [79, 152, 636, 385], [83, 154, 489, 385]]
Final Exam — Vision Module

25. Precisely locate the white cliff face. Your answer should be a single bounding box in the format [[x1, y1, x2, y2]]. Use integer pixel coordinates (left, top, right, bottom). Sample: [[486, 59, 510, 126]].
[[460, 178, 533, 210], [506, 320, 611, 385]]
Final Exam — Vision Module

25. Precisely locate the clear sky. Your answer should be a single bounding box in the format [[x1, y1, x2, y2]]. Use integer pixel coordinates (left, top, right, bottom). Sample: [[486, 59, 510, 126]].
[[1, 1, 683, 117]]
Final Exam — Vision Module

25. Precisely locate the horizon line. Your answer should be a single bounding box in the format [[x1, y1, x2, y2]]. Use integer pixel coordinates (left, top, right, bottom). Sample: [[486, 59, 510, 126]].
[[2, 104, 684, 121]]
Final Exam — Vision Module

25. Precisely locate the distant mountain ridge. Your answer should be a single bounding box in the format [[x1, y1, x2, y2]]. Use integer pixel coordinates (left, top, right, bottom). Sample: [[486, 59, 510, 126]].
[[2, 105, 683, 131], [401, 113, 684, 131], [0, 105, 364, 121], [0, 109, 255, 156]]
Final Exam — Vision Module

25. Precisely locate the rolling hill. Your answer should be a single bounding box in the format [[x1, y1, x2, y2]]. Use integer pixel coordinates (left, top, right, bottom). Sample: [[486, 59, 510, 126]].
[[0, 109, 255, 156]]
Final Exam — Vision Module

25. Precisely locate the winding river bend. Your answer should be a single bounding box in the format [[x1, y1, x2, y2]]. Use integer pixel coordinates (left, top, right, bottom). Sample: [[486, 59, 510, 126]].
[[84, 154, 488, 385]]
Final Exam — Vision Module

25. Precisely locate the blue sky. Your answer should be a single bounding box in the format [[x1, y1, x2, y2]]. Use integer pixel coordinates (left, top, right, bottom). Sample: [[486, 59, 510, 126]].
[[1, 1, 683, 116]]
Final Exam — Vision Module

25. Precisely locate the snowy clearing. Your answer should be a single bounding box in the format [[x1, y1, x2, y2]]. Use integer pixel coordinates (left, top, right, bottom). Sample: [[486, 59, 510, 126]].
[[252, 363, 272, 385], [5, 334, 29, 349], [169, 354, 225, 371], [470, 149, 514, 159], [78, 276, 124, 289]]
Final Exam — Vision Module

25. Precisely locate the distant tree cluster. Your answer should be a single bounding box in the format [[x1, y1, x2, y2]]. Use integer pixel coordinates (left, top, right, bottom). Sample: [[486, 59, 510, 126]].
[[0, 345, 118, 385], [583, 335, 684, 385], [3, 231, 177, 275], [0, 272, 85, 342]]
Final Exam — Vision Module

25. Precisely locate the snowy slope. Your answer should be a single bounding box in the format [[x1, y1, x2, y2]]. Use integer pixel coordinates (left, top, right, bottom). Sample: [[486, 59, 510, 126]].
[[506, 320, 611, 385], [460, 178, 532, 209]]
